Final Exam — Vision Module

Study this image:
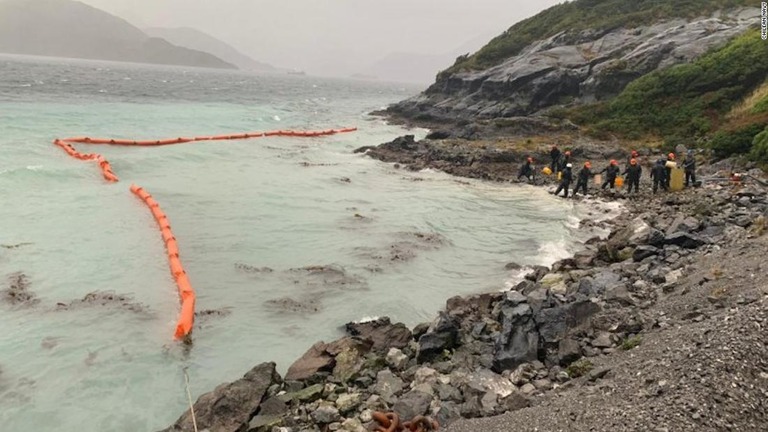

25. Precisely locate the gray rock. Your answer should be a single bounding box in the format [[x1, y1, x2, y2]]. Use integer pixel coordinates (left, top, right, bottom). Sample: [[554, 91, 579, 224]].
[[492, 300, 539, 372], [558, 338, 582, 366], [438, 384, 464, 402], [335, 393, 362, 413], [664, 232, 705, 249], [340, 418, 366, 432], [373, 370, 405, 404], [247, 415, 282, 432], [164, 362, 281, 432], [633, 245, 660, 262], [435, 401, 462, 427], [417, 313, 460, 363], [536, 300, 601, 346], [592, 332, 613, 348], [465, 369, 516, 399], [385, 348, 409, 371], [499, 391, 531, 412], [344, 317, 412, 353], [393, 390, 433, 420], [666, 215, 700, 235], [525, 287, 551, 314], [311, 404, 341, 424], [647, 229, 666, 247], [278, 383, 324, 403]]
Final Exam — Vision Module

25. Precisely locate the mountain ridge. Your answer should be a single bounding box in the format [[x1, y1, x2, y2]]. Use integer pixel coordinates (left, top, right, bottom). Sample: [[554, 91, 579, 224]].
[[0, 0, 237, 70]]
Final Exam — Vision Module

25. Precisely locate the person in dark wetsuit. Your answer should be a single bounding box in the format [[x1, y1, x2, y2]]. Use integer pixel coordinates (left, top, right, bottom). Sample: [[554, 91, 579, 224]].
[[573, 161, 594, 196], [554, 163, 573, 197], [550, 145, 561, 174], [518, 157, 534, 182], [599, 160, 620, 189], [624, 158, 642, 193], [683, 150, 697, 187], [558, 151, 572, 173], [651, 159, 668, 194]]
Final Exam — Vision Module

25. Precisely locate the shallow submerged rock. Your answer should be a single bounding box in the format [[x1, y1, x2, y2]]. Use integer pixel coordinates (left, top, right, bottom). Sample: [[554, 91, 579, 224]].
[[55, 291, 148, 314], [2, 272, 38, 307]]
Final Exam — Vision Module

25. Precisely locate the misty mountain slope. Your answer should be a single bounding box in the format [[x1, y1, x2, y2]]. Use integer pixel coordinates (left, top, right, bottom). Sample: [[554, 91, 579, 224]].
[[144, 27, 275, 71], [386, 0, 768, 162], [0, 0, 236, 69]]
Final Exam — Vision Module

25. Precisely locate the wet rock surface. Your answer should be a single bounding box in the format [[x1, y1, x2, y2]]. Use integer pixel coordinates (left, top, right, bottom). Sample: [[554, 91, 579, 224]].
[[2, 272, 38, 306], [161, 156, 768, 432]]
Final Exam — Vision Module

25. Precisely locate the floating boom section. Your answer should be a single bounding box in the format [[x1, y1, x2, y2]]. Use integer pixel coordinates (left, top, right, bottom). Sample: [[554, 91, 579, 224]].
[[52, 127, 358, 340]]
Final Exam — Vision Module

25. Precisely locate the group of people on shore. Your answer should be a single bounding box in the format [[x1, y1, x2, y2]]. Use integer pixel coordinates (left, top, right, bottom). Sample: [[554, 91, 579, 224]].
[[517, 145, 698, 198]]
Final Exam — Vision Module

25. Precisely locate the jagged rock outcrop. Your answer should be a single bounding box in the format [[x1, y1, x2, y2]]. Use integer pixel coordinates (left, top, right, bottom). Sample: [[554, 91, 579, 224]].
[[388, 8, 759, 124]]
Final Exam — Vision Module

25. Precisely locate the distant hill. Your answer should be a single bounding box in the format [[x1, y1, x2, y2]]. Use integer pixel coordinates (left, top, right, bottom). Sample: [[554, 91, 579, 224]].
[[356, 32, 500, 84], [0, 0, 236, 69], [144, 27, 275, 72]]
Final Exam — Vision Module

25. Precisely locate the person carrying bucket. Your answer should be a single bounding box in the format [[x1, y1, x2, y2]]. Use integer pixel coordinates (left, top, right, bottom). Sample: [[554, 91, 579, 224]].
[[623, 158, 642, 193], [599, 160, 621, 189], [518, 156, 535, 182], [573, 161, 594, 196], [554, 163, 573, 198], [665, 153, 675, 189]]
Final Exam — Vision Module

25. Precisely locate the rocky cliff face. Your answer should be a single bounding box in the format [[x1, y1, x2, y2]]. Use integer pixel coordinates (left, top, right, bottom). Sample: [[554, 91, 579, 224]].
[[389, 8, 760, 124]]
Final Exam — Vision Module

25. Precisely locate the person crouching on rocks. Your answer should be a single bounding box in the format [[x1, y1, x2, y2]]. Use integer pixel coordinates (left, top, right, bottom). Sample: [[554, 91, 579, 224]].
[[550, 145, 561, 174], [554, 163, 573, 197], [624, 158, 642, 194], [651, 159, 668, 194], [574, 161, 594, 196], [599, 159, 620, 189], [518, 157, 535, 182]]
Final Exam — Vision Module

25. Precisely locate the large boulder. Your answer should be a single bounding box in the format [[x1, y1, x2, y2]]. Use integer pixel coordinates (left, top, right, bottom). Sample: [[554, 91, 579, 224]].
[[393, 390, 433, 420], [344, 317, 412, 353], [163, 362, 281, 432], [285, 337, 371, 381], [492, 294, 538, 372], [417, 313, 460, 363], [536, 300, 601, 347], [664, 232, 706, 249]]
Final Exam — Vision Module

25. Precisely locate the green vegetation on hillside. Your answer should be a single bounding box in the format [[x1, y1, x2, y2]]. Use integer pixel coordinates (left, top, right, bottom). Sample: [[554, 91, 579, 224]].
[[444, 0, 759, 76], [568, 29, 768, 161]]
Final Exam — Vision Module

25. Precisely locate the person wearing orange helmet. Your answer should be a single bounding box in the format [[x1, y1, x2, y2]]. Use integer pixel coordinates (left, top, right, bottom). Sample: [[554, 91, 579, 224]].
[[599, 159, 621, 189], [550, 145, 561, 174], [651, 158, 668, 194], [626, 150, 639, 171], [623, 158, 642, 193], [574, 161, 594, 196], [518, 156, 535, 182]]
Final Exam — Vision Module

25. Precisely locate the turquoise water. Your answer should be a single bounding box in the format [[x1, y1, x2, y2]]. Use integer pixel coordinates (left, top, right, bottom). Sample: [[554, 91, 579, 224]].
[[0, 55, 584, 431]]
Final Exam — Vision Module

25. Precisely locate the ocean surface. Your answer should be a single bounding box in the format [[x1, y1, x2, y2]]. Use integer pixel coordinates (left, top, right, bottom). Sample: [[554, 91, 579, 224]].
[[0, 54, 597, 431]]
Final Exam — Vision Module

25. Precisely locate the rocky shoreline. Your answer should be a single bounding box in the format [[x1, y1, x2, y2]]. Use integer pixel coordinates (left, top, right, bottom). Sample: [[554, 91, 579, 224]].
[[160, 136, 768, 432]]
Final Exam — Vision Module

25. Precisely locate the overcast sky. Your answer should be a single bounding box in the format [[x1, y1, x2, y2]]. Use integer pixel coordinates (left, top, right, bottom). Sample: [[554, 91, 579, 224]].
[[79, 0, 564, 77]]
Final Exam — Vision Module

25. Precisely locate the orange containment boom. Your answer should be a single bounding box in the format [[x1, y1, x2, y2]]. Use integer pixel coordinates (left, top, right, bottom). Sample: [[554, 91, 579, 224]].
[[130, 185, 196, 340], [52, 127, 357, 341]]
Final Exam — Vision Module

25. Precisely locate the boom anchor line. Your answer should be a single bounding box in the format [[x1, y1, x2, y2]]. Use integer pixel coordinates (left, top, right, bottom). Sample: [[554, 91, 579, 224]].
[[53, 127, 358, 340]]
